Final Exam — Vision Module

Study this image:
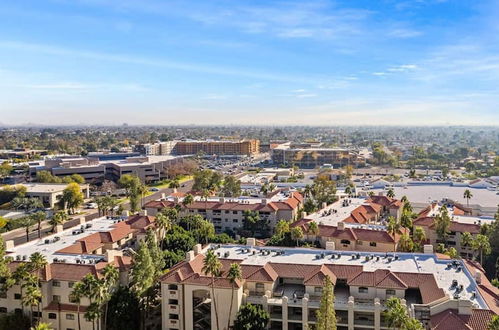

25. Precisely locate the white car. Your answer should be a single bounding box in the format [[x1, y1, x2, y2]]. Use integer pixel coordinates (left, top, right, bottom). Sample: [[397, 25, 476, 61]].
[[85, 203, 98, 209]]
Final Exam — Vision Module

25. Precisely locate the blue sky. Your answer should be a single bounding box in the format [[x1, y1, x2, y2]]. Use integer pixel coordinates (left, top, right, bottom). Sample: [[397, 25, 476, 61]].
[[0, 0, 498, 125]]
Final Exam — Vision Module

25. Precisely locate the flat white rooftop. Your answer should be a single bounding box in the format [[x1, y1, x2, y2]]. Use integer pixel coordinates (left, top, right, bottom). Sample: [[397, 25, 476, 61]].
[[167, 190, 295, 204], [6, 216, 125, 264], [212, 244, 488, 309], [304, 197, 368, 226], [21, 183, 88, 193]]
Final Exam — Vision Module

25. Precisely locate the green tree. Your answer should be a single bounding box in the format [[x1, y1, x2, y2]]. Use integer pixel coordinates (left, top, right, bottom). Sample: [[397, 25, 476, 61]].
[[384, 297, 424, 330], [182, 193, 194, 208], [0, 161, 12, 179], [315, 275, 336, 330], [105, 286, 140, 330], [61, 183, 84, 214], [233, 304, 269, 330], [31, 322, 53, 330], [488, 315, 499, 330], [275, 220, 290, 236], [399, 233, 414, 252], [49, 211, 68, 232], [434, 207, 451, 245], [307, 221, 319, 237], [22, 281, 42, 327], [473, 234, 491, 265], [69, 281, 85, 330], [30, 211, 46, 239], [387, 188, 395, 198], [463, 189, 473, 206], [18, 216, 35, 242], [290, 226, 304, 246], [387, 216, 401, 251], [227, 263, 242, 330], [412, 226, 426, 251], [168, 179, 180, 190], [202, 250, 222, 330], [461, 232, 473, 249], [101, 264, 119, 329], [221, 175, 241, 197], [130, 241, 155, 329]]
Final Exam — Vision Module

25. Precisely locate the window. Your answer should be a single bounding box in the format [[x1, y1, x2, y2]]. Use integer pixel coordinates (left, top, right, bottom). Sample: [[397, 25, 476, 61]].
[[314, 287, 322, 294], [340, 239, 351, 245], [0, 307, 7, 313], [53, 280, 61, 287], [14, 309, 22, 314], [14, 293, 21, 300], [168, 299, 178, 305], [386, 289, 396, 296], [370, 242, 377, 247], [233, 211, 238, 214], [48, 313, 57, 319], [33, 311, 42, 317], [256, 283, 265, 294], [169, 314, 179, 320], [358, 287, 368, 293], [357, 240, 363, 245], [168, 284, 178, 290], [68, 282, 75, 288], [225, 210, 230, 214], [232, 219, 238, 223], [53, 295, 60, 302], [0, 292, 7, 299], [66, 314, 75, 320]]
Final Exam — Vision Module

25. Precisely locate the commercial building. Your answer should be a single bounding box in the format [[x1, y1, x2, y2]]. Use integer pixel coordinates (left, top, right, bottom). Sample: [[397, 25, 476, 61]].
[[271, 142, 366, 169], [144, 190, 303, 234], [173, 139, 260, 156], [1, 212, 158, 330], [292, 196, 405, 253], [20, 183, 90, 208], [29, 154, 185, 183], [161, 243, 497, 330]]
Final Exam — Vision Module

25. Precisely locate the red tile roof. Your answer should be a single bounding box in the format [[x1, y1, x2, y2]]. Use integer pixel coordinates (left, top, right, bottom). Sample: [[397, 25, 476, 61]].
[[430, 309, 496, 330]]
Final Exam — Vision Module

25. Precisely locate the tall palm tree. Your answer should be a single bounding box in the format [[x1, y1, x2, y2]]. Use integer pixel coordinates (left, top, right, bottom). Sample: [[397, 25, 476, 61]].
[[412, 226, 426, 251], [227, 263, 242, 330], [307, 221, 319, 238], [18, 216, 35, 242], [387, 188, 395, 198], [473, 234, 491, 265], [49, 211, 68, 232], [13, 262, 30, 314], [463, 189, 473, 207], [80, 274, 100, 330], [398, 233, 414, 252], [202, 250, 222, 330], [155, 213, 172, 249], [22, 280, 42, 327], [29, 252, 47, 318], [387, 216, 401, 251], [69, 282, 85, 330], [30, 211, 47, 239], [461, 232, 473, 250], [182, 194, 194, 208], [101, 264, 119, 329]]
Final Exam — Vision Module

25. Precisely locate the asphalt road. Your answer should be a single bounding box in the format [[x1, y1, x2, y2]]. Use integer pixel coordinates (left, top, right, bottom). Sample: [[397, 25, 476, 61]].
[[4, 180, 193, 246]]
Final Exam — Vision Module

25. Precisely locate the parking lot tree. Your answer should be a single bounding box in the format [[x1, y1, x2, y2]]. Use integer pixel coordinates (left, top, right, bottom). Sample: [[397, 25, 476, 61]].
[[61, 183, 84, 214], [30, 211, 46, 239]]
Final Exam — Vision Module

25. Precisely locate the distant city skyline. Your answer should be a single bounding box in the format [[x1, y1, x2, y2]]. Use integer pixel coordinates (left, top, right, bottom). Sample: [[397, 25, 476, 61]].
[[1, 0, 498, 125]]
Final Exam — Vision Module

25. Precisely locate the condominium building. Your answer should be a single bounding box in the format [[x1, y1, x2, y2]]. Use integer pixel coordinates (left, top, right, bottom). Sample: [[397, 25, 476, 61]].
[[292, 196, 405, 253], [29, 154, 185, 183], [144, 190, 303, 234], [0, 212, 158, 330], [161, 243, 498, 330], [173, 139, 260, 156], [271, 142, 366, 169], [413, 203, 495, 259]]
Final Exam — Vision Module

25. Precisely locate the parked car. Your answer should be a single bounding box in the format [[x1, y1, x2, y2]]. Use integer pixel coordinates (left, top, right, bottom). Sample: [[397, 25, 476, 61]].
[[149, 187, 160, 192]]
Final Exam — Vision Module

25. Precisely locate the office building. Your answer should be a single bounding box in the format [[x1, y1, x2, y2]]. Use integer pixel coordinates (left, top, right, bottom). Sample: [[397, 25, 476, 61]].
[[173, 139, 260, 156]]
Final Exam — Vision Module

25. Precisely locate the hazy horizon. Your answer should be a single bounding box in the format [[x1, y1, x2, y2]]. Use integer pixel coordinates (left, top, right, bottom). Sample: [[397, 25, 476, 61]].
[[1, 0, 499, 126]]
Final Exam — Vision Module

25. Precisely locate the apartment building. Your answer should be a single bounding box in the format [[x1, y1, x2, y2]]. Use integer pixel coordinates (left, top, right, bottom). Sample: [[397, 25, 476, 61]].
[[413, 203, 495, 259], [292, 196, 405, 253], [161, 243, 498, 330], [0, 213, 157, 330], [144, 190, 303, 234], [173, 139, 260, 156], [29, 154, 184, 183], [271, 142, 366, 169], [138, 141, 178, 156]]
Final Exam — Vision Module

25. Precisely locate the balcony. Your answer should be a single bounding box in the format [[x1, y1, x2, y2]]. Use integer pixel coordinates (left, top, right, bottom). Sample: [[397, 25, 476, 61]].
[[168, 290, 179, 299], [167, 319, 180, 329]]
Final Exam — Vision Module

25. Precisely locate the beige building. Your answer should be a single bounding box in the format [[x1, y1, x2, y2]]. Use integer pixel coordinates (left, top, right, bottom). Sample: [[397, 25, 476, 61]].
[[20, 183, 90, 208], [173, 139, 260, 156], [0, 213, 158, 329], [161, 243, 498, 330], [144, 191, 303, 234]]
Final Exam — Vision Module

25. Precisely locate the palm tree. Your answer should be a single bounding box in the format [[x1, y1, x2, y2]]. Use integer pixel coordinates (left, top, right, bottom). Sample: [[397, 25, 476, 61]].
[[412, 226, 426, 251], [18, 216, 35, 242], [387, 216, 401, 251], [69, 281, 85, 330], [399, 233, 414, 252], [384, 297, 408, 329], [101, 264, 119, 329], [29, 252, 47, 319], [488, 315, 499, 330], [202, 250, 222, 330], [463, 189, 473, 206], [290, 227, 304, 246], [27, 198, 43, 212], [30, 211, 46, 239], [182, 193, 194, 208], [227, 263, 242, 330], [80, 274, 100, 330], [155, 212, 172, 249], [473, 234, 491, 265], [22, 281, 42, 326], [461, 232, 473, 251], [387, 188, 395, 198], [307, 221, 319, 238], [169, 179, 180, 190], [49, 211, 68, 232]]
